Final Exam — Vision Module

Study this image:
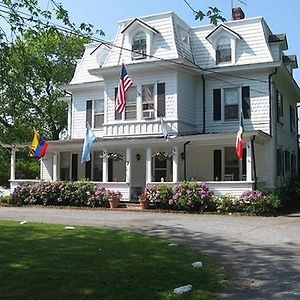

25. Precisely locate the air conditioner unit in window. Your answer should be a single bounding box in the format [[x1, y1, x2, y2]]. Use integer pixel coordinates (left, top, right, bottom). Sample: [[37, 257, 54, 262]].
[[143, 109, 155, 119]]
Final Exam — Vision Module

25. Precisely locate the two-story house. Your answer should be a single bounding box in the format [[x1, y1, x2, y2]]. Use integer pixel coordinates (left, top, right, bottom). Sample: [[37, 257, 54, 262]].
[[10, 8, 300, 200]]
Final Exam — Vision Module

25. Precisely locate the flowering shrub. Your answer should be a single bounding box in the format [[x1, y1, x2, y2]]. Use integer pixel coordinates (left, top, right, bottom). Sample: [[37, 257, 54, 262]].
[[105, 190, 122, 201], [214, 194, 237, 214], [170, 181, 214, 211], [12, 181, 115, 208], [144, 184, 173, 209]]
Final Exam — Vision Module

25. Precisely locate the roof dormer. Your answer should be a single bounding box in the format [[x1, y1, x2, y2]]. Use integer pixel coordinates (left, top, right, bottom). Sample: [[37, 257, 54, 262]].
[[206, 24, 241, 66], [121, 18, 159, 61]]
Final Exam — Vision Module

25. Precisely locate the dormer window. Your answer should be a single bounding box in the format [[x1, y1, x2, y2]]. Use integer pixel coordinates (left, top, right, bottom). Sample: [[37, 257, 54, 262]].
[[132, 31, 147, 59], [216, 37, 231, 64]]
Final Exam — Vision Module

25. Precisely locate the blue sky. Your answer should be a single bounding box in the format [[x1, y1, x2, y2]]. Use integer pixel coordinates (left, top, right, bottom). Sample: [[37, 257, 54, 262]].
[[48, 0, 300, 83]]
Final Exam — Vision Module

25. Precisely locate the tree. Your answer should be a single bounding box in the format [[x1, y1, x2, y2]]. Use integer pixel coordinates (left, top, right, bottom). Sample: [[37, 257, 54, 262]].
[[0, 28, 90, 142]]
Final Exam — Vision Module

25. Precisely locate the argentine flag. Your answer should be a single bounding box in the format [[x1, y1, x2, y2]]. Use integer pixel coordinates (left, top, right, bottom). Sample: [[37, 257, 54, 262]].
[[81, 123, 96, 163]]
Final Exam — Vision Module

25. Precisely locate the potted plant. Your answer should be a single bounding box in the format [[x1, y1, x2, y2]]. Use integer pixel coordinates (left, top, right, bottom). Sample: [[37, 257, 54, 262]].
[[106, 190, 122, 208], [138, 192, 150, 209]]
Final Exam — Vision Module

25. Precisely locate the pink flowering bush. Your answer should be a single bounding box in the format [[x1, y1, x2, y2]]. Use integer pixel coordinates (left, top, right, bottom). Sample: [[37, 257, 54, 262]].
[[171, 181, 214, 211], [144, 184, 173, 209], [12, 181, 113, 208]]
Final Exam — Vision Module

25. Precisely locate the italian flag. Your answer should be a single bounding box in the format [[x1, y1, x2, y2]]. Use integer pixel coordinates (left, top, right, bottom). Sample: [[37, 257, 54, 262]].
[[236, 111, 244, 160]]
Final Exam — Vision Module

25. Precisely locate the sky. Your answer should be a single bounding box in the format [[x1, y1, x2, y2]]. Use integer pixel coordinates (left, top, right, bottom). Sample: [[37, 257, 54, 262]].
[[44, 0, 300, 83]]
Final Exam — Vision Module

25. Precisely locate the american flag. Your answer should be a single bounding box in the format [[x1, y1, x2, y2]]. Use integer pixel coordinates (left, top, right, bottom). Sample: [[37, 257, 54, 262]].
[[115, 63, 133, 114]]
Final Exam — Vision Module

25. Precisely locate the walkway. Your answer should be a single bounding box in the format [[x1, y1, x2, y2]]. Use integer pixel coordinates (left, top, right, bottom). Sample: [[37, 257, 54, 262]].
[[0, 207, 299, 299]]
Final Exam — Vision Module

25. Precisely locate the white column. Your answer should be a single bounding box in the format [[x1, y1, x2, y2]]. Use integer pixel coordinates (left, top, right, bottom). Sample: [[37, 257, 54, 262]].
[[10, 148, 16, 181], [246, 142, 252, 181], [172, 145, 178, 183], [125, 148, 131, 183], [102, 149, 108, 183], [146, 147, 152, 183], [53, 152, 58, 181]]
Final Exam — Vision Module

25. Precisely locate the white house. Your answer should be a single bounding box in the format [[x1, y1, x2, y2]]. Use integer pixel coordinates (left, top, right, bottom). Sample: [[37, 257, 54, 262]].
[[10, 8, 300, 200]]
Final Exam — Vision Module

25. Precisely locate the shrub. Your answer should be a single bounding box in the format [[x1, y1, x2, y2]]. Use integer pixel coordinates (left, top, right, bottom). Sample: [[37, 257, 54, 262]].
[[0, 195, 12, 204], [171, 181, 214, 211], [214, 194, 237, 214], [12, 181, 112, 208], [144, 184, 173, 209]]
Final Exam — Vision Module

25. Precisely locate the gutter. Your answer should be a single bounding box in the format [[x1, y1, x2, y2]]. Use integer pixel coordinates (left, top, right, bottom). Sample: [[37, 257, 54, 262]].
[[64, 90, 73, 138], [268, 68, 277, 136], [202, 75, 206, 133]]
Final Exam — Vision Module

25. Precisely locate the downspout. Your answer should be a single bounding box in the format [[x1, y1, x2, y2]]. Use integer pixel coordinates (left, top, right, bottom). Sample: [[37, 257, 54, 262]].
[[250, 135, 257, 190], [268, 68, 277, 136], [64, 90, 73, 138], [183, 141, 190, 181], [202, 75, 206, 133], [268, 68, 277, 188]]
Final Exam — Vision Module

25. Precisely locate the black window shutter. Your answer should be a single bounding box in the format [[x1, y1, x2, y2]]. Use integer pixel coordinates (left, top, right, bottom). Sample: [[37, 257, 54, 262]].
[[213, 89, 221, 121], [86, 100, 92, 125], [242, 86, 250, 119], [115, 87, 122, 120], [213, 150, 222, 181], [157, 83, 165, 117]]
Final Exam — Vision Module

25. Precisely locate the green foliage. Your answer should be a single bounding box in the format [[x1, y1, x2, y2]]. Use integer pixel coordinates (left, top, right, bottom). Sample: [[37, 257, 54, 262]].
[[144, 183, 173, 209], [214, 194, 236, 214], [11, 181, 114, 208], [0, 194, 12, 204], [194, 6, 226, 25], [279, 177, 300, 210]]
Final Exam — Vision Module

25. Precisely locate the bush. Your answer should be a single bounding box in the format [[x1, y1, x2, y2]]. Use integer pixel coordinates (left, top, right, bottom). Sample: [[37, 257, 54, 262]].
[[171, 181, 214, 211], [144, 184, 173, 209], [0, 195, 12, 204], [214, 194, 237, 214], [11, 181, 114, 208]]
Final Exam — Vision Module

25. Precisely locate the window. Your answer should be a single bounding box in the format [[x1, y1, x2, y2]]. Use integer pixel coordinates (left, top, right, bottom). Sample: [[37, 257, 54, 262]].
[[224, 147, 239, 181], [285, 150, 291, 173], [276, 90, 283, 124], [93, 151, 103, 181], [154, 157, 167, 182], [125, 86, 137, 120], [291, 152, 296, 176], [216, 37, 231, 64], [224, 87, 239, 120], [132, 31, 146, 59], [142, 84, 154, 118], [290, 105, 296, 133], [94, 99, 104, 128]]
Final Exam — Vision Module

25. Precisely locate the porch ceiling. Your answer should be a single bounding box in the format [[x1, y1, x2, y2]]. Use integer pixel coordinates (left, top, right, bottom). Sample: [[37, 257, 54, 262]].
[[46, 130, 270, 151]]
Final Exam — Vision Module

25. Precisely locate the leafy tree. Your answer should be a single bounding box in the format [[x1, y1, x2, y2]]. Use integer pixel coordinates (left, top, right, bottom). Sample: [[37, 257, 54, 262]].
[[0, 28, 90, 142]]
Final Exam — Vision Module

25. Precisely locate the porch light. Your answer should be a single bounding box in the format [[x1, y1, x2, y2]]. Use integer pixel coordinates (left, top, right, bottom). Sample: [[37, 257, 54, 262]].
[[136, 153, 141, 161], [180, 152, 185, 160]]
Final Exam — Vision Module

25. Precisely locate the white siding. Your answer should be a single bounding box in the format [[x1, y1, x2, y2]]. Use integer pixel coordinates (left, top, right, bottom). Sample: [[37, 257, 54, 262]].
[[41, 154, 53, 181], [205, 73, 271, 135], [191, 18, 273, 69]]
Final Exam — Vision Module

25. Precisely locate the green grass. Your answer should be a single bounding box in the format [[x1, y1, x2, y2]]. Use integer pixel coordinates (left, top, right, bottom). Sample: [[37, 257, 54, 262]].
[[0, 221, 226, 300]]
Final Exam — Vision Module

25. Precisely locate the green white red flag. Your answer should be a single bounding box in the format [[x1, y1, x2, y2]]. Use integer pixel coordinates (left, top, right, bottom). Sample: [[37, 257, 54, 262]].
[[236, 110, 244, 160]]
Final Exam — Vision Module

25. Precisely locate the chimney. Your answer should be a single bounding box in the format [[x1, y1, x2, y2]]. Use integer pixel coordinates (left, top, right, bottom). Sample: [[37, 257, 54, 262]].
[[232, 7, 245, 20]]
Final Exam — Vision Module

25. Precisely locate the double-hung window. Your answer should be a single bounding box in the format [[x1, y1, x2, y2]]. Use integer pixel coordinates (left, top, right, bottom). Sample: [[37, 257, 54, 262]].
[[216, 37, 231, 64], [132, 31, 146, 59], [224, 87, 239, 120], [125, 86, 137, 120], [94, 99, 104, 128], [276, 90, 283, 124], [142, 84, 154, 119]]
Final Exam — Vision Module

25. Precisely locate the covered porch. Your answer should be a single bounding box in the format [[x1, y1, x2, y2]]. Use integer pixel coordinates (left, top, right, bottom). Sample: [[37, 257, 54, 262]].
[[9, 131, 271, 200]]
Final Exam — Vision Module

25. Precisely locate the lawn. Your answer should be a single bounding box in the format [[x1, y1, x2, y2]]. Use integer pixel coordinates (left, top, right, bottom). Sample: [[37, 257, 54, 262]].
[[0, 221, 226, 300]]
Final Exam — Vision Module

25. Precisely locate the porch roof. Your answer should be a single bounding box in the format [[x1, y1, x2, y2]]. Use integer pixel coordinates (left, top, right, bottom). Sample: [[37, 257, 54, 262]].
[[46, 130, 270, 151]]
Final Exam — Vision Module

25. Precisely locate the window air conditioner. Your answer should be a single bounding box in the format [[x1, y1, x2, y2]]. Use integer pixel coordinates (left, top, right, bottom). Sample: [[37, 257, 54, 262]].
[[143, 109, 155, 119]]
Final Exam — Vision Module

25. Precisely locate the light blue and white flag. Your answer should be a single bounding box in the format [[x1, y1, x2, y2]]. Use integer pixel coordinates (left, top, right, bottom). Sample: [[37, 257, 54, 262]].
[[81, 123, 96, 163], [160, 118, 177, 141]]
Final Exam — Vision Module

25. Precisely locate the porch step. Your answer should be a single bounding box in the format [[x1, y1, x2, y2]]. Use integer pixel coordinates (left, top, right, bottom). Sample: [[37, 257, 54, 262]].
[[118, 202, 141, 209]]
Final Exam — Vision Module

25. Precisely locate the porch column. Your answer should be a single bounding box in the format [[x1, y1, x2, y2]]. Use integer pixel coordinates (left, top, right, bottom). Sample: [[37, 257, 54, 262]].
[[172, 145, 178, 183], [103, 149, 108, 183], [146, 147, 152, 183], [125, 148, 131, 183], [246, 142, 252, 181], [10, 147, 16, 181], [53, 152, 58, 181]]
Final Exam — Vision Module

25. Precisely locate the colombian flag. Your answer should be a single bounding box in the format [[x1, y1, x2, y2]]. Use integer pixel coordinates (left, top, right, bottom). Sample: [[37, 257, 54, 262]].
[[29, 129, 48, 158]]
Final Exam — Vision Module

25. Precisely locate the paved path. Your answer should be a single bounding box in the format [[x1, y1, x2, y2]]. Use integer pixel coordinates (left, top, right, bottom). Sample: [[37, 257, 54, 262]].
[[0, 206, 300, 299]]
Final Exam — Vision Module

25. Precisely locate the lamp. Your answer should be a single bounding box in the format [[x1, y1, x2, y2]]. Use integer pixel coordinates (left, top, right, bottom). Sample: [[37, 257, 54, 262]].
[[180, 152, 185, 160], [136, 153, 141, 161]]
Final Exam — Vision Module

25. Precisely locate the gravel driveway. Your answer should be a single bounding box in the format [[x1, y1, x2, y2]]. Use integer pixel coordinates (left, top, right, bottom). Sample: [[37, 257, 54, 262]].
[[0, 206, 299, 299]]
